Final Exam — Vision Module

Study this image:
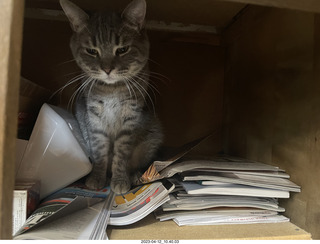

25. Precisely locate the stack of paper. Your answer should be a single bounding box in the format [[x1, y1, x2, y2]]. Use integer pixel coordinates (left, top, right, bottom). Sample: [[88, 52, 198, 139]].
[[155, 155, 301, 226]]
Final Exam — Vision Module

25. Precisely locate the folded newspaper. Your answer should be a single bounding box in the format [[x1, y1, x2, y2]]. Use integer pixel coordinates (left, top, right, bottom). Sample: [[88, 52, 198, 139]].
[[14, 181, 174, 240]]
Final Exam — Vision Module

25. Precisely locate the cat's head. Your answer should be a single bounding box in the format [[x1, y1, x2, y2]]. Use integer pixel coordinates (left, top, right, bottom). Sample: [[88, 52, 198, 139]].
[[60, 0, 149, 85]]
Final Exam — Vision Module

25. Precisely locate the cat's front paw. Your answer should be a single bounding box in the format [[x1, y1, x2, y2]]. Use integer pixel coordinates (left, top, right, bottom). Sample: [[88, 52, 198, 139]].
[[85, 174, 106, 190], [111, 177, 131, 194]]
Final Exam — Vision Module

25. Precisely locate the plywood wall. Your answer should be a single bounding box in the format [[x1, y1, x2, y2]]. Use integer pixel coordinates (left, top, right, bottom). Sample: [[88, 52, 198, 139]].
[[223, 6, 320, 238], [148, 32, 225, 148]]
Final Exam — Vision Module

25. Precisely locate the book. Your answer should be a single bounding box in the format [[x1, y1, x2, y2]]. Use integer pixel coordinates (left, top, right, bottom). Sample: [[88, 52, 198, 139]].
[[13, 181, 40, 235], [13, 180, 174, 240]]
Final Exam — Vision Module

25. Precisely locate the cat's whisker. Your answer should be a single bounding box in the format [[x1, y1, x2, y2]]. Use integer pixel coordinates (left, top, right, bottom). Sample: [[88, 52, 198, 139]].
[[149, 75, 170, 86], [78, 77, 93, 98], [75, 77, 92, 102], [67, 76, 91, 111], [138, 71, 170, 87], [124, 77, 138, 104], [68, 85, 81, 111], [127, 78, 145, 103], [130, 77, 156, 115], [56, 58, 77, 66], [58, 70, 83, 78], [140, 70, 171, 81], [147, 58, 162, 67], [133, 75, 159, 106], [135, 74, 161, 96], [50, 73, 87, 102], [149, 71, 171, 80], [87, 78, 97, 98], [123, 79, 133, 99]]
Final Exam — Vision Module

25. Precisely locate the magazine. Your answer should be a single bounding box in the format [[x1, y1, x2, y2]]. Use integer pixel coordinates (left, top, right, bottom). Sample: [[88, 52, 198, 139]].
[[109, 180, 174, 225], [14, 181, 174, 240], [182, 171, 300, 192], [154, 207, 289, 226], [155, 158, 301, 227], [182, 169, 290, 178], [162, 194, 285, 212], [13, 196, 113, 240], [181, 181, 290, 198], [139, 149, 288, 184], [138, 135, 212, 184], [172, 214, 288, 226]]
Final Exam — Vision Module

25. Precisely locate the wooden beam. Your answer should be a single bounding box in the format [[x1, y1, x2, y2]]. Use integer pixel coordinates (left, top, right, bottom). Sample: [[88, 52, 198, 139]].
[[0, 0, 24, 239], [221, 0, 320, 13], [25, 8, 220, 34]]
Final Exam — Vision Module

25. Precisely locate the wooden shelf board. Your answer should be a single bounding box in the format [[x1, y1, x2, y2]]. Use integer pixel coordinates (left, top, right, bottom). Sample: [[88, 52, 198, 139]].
[[108, 214, 311, 240]]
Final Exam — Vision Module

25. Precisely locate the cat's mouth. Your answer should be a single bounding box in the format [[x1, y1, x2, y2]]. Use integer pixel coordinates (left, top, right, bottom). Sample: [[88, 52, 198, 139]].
[[88, 68, 139, 85], [89, 72, 121, 85]]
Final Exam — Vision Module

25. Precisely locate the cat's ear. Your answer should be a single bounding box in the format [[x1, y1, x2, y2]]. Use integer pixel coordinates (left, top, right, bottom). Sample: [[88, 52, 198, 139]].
[[121, 0, 146, 31], [60, 0, 89, 32]]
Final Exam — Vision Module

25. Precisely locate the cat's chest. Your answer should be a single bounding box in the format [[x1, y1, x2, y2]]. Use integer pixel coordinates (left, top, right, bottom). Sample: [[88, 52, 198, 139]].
[[102, 97, 125, 120], [87, 95, 140, 129]]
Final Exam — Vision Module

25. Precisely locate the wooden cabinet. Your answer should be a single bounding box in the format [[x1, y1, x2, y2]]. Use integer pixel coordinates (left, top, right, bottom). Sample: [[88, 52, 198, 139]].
[[1, 0, 320, 239], [0, 0, 24, 239]]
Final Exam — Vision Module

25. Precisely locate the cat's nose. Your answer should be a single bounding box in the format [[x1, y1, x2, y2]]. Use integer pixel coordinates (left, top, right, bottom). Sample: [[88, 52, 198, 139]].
[[103, 68, 113, 75]]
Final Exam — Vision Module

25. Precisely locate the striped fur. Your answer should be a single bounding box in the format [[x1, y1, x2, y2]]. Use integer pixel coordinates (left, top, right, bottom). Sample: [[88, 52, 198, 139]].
[[60, 0, 163, 194]]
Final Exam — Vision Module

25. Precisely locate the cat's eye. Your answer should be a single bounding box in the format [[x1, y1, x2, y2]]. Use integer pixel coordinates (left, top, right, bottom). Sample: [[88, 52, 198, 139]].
[[116, 46, 129, 56], [86, 48, 99, 56]]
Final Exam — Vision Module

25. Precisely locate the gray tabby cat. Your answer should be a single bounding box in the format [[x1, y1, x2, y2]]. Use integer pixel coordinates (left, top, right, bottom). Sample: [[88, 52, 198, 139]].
[[60, 0, 163, 194]]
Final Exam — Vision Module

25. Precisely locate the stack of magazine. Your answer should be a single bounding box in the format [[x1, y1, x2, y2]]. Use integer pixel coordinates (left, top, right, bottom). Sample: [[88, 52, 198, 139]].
[[151, 155, 301, 226]]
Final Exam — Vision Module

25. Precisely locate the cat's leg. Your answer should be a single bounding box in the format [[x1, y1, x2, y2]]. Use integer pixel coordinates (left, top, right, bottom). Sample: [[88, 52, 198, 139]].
[[85, 130, 111, 189], [130, 127, 163, 185], [110, 132, 134, 194], [83, 101, 111, 189]]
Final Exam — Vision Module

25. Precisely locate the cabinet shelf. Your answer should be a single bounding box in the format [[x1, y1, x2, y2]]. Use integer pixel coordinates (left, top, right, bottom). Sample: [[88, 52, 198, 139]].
[[108, 214, 311, 240]]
